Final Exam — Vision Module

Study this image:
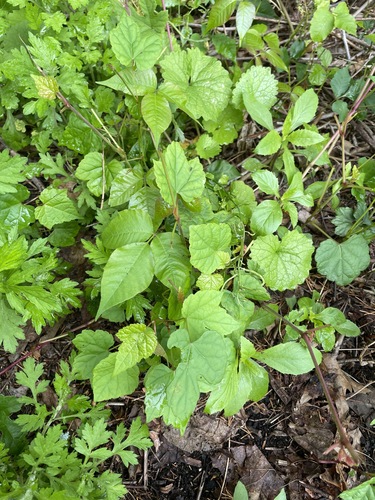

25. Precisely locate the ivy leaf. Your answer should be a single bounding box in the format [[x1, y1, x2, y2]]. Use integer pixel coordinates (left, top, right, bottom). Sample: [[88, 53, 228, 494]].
[[97, 242, 154, 317], [252, 170, 279, 196], [93, 354, 139, 401], [206, 0, 236, 31], [109, 167, 143, 207], [189, 223, 231, 274], [254, 130, 282, 155], [98, 68, 157, 96], [315, 235, 370, 286], [115, 324, 157, 375], [141, 92, 172, 145], [233, 66, 278, 110], [310, 6, 334, 42], [250, 230, 314, 291], [253, 342, 322, 375], [250, 200, 283, 235], [72, 329, 114, 380], [76, 152, 122, 197], [35, 187, 80, 229], [150, 232, 191, 291], [236, 1, 256, 44], [102, 209, 154, 249], [110, 14, 162, 70], [181, 290, 240, 341], [153, 142, 205, 205], [0, 299, 25, 353], [160, 48, 232, 121], [283, 89, 319, 135], [0, 151, 27, 194]]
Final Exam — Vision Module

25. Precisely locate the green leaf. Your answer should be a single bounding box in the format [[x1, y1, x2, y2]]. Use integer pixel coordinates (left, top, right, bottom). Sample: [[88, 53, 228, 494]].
[[115, 324, 157, 374], [339, 477, 375, 499], [109, 167, 144, 207], [250, 200, 283, 235], [235, 272, 270, 301], [331, 67, 351, 99], [93, 353, 139, 401], [0, 298, 25, 353], [236, 1, 256, 44], [160, 48, 232, 121], [35, 187, 80, 229], [102, 209, 154, 249], [243, 96, 274, 131], [189, 223, 231, 274], [195, 134, 221, 159], [141, 92, 172, 145], [31, 74, 59, 100], [254, 130, 282, 155], [310, 6, 334, 42], [98, 68, 157, 96], [153, 141, 205, 205], [76, 152, 122, 197], [110, 14, 162, 70], [0, 151, 27, 194], [97, 242, 154, 317], [0, 237, 27, 272], [144, 364, 174, 422], [283, 89, 319, 135], [150, 232, 191, 291], [250, 230, 314, 291], [233, 480, 249, 500], [196, 273, 224, 290], [252, 170, 279, 196], [315, 235, 370, 286], [254, 342, 322, 375], [206, 0, 236, 31], [72, 329, 114, 380], [233, 66, 278, 110], [287, 129, 325, 147], [181, 290, 240, 341], [333, 2, 357, 35]]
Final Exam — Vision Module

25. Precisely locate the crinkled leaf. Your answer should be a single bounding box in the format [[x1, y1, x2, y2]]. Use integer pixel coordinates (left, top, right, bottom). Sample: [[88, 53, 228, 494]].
[[233, 66, 278, 110], [315, 235, 370, 286], [93, 353, 139, 401], [189, 223, 231, 274], [31, 74, 58, 100], [196, 273, 224, 291], [35, 187, 80, 229], [141, 92, 172, 145], [254, 342, 322, 375], [251, 230, 314, 291], [0, 150, 27, 194], [196, 134, 221, 159], [102, 209, 154, 249], [0, 299, 25, 353], [115, 324, 157, 374], [160, 48, 232, 121], [153, 141, 205, 205], [72, 329, 114, 380], [97, 242, 154, 317], [0, 237, 27, 272]]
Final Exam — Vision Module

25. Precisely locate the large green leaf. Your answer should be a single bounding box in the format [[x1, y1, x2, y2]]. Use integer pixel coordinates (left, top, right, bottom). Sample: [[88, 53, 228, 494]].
[[254, 342, 322, 375], [115, 324, 157, 375], [206, 0, 236, 31], [93, 353, 139, 401], [250, 200, 283, 235], [0, 299, 25, 353], [160, 48, 232, 121], [109, 166, 144, 207], [310, 6, 334, 42], [250, 230, 314, 291], [153, 141, 205, 205], [110, 14, 162, 70], [35, 187, 80, 229], [189, 223, 231, 274], [315, 235, 370, 286], [150, 232, 191, 291], [0, 151, 27, 194], [141, 92, 172, 145], [97, 242, 154, 317], [233, 66, 278, 110], [98, 68, 157, 96], [0, 237, 27, 273], [181, 290, 240, 341], [72, 329, 114, 380], [102, 209, 154, 249], [76, 152, 122, 197]]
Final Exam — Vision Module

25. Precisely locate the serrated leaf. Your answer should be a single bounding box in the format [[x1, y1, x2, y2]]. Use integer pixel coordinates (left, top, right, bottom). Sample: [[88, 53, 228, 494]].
[[333, 2, 357, 35], [254, 130, 282, 155], [141, 92, 172, 145], [287, 129, 325, 147], [283, 89, 319, 135], [150, 232, 191, 291], [181, 290, 240, 341], [35, 187, 80, 229], [102, 209, 154, 249], [97, 242, 154, 317], [254, 342, 322, 374], [250, 200, 283, 235], [0, 237, 27, 272], [233, 66, 278, 110], [153, 142, 205, 205], [72, 329, 114, 380], [315, 235, 370, 286], [189, 223, 231, 274], [310, 7, 334, 42], [236, 1, 256, 44], [251, 230, 314, 291], [206, 0, 236, 31], [31, 74, 59, 100], [196, 273, 224, 290], [196, 134, 221, 159], [98, 68, 157, 96], [93, 353, 139, 401], [110, 14, 162, 70], [252, 170, 279, 196], [0, 151, 27, 194], [160, 48, 232, 121], [115, 324, 157, 374], [76, 152, 122, 197], [0, 299, 25, 353]]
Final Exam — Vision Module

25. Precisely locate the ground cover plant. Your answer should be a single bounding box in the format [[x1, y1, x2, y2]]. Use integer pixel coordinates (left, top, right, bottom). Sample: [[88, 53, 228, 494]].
[[0, 0, 374, 497]]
